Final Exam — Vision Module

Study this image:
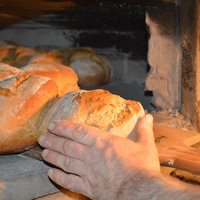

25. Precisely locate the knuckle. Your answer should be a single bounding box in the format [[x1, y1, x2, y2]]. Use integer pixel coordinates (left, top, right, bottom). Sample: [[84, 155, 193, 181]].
[[74, 126, 87, 140], [62, 140, 74, 155]]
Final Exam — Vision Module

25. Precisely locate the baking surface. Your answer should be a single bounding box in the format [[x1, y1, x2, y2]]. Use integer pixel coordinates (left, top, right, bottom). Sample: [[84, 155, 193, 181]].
[[0, 154, 58, 200], [35, 189, 88, 200], [0, 153, 88, 200]]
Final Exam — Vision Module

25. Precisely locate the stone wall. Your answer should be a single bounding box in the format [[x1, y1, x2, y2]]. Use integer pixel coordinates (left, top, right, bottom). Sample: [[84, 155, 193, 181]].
[[196, 0, 200, 130], [180, 0, 200, 130], [145, 3, 182, 112]]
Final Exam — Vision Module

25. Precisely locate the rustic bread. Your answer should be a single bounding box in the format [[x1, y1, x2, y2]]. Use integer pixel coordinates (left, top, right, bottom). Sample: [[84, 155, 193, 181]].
[[69, 47, 110, 87], [41, 89, 145, 139], [14, 46, 38, 68], [28, 49, 68, 65], [0, 42, 38, 68], [21, 63, 80, 97], [28, 46, 110, 87], [0, 62, 25, 81], [0, 74, 59, 154], [0, 42, 17, 66]]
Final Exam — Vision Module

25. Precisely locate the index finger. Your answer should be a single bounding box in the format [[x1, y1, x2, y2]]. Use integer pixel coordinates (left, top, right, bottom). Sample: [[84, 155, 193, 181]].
[[48, 121, 101, 146]]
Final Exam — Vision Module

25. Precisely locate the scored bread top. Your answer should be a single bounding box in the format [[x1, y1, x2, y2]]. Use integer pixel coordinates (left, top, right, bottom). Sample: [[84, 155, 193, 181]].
[[0, 62, 25, 81], [0, 74, 59, 154], [22, 63, 80, 96], [42, 89, 145, 139]]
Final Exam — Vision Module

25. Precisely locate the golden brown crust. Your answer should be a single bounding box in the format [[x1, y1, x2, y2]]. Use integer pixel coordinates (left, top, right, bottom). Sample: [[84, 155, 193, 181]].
[[68, 47, 110, 87], [0, 74, 59, 154], [43, 89, 145, 139], [22, 63, 80, 96], [0, 43, 38, 68], [0, 46, 17, 66], [14, 47, 38, 67], [76, 90, 144, 131], [0, 62, 25, 81], [28, 49, 68, 65]]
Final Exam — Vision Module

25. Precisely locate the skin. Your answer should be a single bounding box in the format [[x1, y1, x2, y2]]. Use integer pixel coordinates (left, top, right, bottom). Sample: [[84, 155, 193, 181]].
[[38, 114, 200, 200]]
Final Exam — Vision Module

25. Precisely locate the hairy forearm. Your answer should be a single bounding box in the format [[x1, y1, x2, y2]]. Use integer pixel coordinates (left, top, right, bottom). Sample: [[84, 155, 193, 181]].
[[117, 172, 200, 200]]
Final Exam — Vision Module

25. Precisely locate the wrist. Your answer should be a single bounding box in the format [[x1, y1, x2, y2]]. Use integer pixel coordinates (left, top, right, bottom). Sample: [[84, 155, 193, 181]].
[[116, 171, 200, 200]]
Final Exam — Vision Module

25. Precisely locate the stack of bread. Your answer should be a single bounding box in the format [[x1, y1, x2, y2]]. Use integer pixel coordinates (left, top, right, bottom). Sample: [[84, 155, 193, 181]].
[[0, 42, 145, 154], [0, 41, 38, 68], [0, 42, 111, 87], [0, 63, 79, 154]]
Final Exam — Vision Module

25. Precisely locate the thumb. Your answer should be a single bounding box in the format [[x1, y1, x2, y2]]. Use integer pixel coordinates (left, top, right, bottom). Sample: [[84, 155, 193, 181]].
[[134, 114, 155, 145]]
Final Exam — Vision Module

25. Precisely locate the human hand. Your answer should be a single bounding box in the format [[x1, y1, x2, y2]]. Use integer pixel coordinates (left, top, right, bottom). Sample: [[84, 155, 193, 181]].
[[38, 114, 160, 200]]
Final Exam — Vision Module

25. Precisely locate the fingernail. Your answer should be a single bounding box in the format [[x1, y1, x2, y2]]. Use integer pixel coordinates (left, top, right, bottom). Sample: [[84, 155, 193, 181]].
[[48, 169, 53, 177], [38, 134, 47, 145], [48, 122, 56, 132], [42, 149, 49, 159]]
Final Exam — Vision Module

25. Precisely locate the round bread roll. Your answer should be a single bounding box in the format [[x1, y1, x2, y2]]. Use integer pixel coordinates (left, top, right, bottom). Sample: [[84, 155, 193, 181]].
[[70, 58, 107, 87], [40, 89, 145, 139], [21, 63, 80, 97], [0, 62, 25, 81], [0, 74, 59, 154], [69, 47, 110, 87]]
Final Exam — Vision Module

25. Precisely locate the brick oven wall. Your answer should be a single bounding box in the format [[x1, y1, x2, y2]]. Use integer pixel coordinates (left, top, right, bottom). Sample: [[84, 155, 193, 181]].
[[197, 0, 200, 130], [145, 0, 200, 130], [145, 2, 182, 112], [180, 0, 200, 130]]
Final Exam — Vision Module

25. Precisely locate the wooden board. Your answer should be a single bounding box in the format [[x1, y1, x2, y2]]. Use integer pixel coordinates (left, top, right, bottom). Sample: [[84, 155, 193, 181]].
[[154, 124, 200, 174]]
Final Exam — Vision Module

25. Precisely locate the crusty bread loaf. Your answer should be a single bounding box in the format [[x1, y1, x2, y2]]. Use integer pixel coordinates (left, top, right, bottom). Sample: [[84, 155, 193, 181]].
[[0, 43, 38, 68], [22, 63, 80, 97], [0, 42, 17, 66], [0, 62, 25, 81], [28, 50, 68, 65], [69, 47, 110, 87], [41, 89, 145, 139], [0, 74, 59, 154], [14, 47, 38, 67]]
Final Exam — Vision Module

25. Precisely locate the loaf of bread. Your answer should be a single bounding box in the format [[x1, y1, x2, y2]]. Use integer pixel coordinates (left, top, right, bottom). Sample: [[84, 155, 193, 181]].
[[29, 47, 111, 87], [0, 62, 25, 81], [0, 42, 38, 68], [0, 42, 17, 66], [28, 50, 68, 65], [22, 63, 80, 97], [14, 46, 38, 67], [69, 47, 110, 87], [0, 61, 80, 154], [0, 74, 59, 154], [40, 89, 145, 139]]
